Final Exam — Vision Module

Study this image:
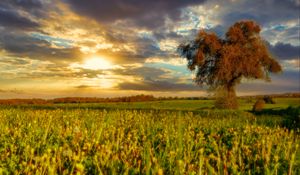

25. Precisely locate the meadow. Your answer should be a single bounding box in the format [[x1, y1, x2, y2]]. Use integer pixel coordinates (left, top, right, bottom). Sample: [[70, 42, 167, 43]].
[[0, 98, 299, 174]]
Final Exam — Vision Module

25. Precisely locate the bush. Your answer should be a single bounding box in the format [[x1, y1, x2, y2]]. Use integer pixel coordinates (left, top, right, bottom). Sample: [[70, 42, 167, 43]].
[[282, 106, 300, 129], [263, 96, 276, 104], [253, 99, 265, 112]]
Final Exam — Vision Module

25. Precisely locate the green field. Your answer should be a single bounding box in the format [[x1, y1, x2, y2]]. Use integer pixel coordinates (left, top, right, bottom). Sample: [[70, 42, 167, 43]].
[[0, 98, 299, 174]]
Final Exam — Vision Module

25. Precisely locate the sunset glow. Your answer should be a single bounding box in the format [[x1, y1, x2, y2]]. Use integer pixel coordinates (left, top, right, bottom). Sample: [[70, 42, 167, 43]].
[[1, 1, 299, 174], [73, 57, 113, 70], [0, 0, 298, 98]]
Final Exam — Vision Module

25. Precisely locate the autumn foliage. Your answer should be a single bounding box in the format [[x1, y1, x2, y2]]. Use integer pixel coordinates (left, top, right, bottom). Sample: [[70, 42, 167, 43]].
[[178, 20, 282, 109]]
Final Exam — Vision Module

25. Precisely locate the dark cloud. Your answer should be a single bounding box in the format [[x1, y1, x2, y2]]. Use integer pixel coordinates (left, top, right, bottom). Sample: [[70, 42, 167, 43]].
[[0, 0, 48, 17], [74, 85, 97, 89], [113, 66, 200, 92], [221, 0, 299, 27], [268, 42, 300, 60], [112, 66, 169, 78], [0, 6, 40, 30], [0, 0, 52, 31], [238, 70, 300, 93], [7, 0, 43, 9], [118, 77, 200, 91], [0, 32, 83, 63], [65, 0, 207, 29], [200, 0, 299, 49]]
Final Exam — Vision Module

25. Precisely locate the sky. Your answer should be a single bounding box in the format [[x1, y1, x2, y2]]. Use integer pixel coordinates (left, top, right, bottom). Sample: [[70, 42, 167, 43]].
[[0, 0, 299, 98]]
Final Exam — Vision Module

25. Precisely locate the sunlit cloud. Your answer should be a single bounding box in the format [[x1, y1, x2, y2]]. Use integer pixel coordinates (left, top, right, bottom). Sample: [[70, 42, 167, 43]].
[[70, 56, 117, 70], [0, 0, 299, 98]]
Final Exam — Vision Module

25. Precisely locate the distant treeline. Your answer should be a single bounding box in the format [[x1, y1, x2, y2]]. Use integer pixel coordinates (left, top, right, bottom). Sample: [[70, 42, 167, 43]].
[[0, 95, 211, 105], [0, 93, 299, 105], [239, 93, 300, 99]]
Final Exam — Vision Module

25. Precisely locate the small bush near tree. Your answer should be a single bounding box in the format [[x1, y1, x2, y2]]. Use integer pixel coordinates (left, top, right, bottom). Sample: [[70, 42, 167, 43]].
[[253, 99, 265, 112]]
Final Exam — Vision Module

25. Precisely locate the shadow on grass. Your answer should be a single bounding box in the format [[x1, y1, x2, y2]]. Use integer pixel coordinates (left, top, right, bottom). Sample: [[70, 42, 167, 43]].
[[250, 106, 300, 130]]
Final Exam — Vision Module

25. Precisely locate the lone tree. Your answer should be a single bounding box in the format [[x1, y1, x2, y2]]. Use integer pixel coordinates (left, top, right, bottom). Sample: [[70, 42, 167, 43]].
[[178, 20, 282, 109]]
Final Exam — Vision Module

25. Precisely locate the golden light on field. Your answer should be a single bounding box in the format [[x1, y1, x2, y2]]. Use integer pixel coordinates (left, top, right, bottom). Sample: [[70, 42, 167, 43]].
[[82, 57, 113, 70]]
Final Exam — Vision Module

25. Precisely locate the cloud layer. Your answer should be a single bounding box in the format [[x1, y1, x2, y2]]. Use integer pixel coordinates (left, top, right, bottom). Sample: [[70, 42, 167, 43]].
[[0, 0, 299, 98], [65, 0, 207, 29]]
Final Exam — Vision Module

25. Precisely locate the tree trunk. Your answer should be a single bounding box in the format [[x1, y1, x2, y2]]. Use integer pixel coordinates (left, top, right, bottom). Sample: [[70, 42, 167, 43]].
[[225, 85, 238, 109], [215, 85, 238, 109]]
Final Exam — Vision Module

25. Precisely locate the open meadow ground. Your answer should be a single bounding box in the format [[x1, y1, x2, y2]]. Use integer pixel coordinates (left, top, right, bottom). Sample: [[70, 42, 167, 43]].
[[0, 98, 299, 174]]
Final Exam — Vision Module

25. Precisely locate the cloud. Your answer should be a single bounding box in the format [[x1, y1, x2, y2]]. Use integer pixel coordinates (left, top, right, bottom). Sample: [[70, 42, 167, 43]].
[[0, 57, 31, 65], [20, 67, 105, 79], [238, 70, 300, 94], [283, 59, 300, 70], [218, 0, 299, 27], [0, 32, 83, 63], [0, 0, 53, 31], [74, 85, 97, 89], [64, 0, 207, 29], [118, 77, 200, 91], [113, 66, 198, 92], [0, 6, 40, 30], [7, 0, 43, 9], [95, 35, 167, 64], [188, 0, 299, 44], [0, 88, 24, 94], [262, 24, 299, 45], [112, 66, 169, 78], [268, 42, 300, 60], [0, 0, 299, 97], [0, 0, 50, 17]]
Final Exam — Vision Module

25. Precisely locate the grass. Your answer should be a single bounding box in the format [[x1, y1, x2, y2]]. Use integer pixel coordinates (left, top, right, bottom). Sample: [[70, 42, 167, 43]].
[[3, 98, 298, 111], [0, 98, 299, 174]]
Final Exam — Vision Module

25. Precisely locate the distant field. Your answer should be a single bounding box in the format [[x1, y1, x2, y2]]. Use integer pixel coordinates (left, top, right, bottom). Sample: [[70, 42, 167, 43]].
[[0, 98, 299, 174], [2, 97, 299, 111]]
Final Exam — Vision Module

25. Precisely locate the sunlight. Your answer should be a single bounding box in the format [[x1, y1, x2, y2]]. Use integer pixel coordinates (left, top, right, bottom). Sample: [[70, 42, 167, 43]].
[[81, 57, 113, 70]]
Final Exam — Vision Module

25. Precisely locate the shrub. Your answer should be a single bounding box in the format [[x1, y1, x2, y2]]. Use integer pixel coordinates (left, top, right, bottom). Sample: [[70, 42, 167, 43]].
[[263, 96, 276, 104], [253, 99, 265, 112], [282, 106, 300, 129]]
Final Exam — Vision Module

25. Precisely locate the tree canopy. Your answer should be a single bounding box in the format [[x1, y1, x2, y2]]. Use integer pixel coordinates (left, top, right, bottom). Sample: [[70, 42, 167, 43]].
[[178, 20, 282, 109]]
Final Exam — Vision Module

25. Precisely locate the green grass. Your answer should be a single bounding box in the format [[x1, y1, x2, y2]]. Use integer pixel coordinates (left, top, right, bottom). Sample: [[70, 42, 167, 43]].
[[3, 97, 299, 111], [0, 98, 299, 174]]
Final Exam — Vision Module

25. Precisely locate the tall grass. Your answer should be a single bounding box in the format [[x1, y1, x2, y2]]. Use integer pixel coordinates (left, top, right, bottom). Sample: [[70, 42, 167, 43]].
[[0, 108, 299, 174]]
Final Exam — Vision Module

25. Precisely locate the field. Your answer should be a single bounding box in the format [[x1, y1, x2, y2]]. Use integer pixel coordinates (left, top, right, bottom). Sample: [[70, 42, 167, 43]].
[[0, 98, 299, 174]]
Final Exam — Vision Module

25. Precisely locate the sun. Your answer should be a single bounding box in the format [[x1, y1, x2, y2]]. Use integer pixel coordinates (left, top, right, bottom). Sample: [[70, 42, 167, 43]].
[[81, 57, 113, 70]]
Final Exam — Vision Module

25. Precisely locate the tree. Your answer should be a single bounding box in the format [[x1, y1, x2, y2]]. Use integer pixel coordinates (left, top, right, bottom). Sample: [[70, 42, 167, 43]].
[[178, 20, 282, 109]]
